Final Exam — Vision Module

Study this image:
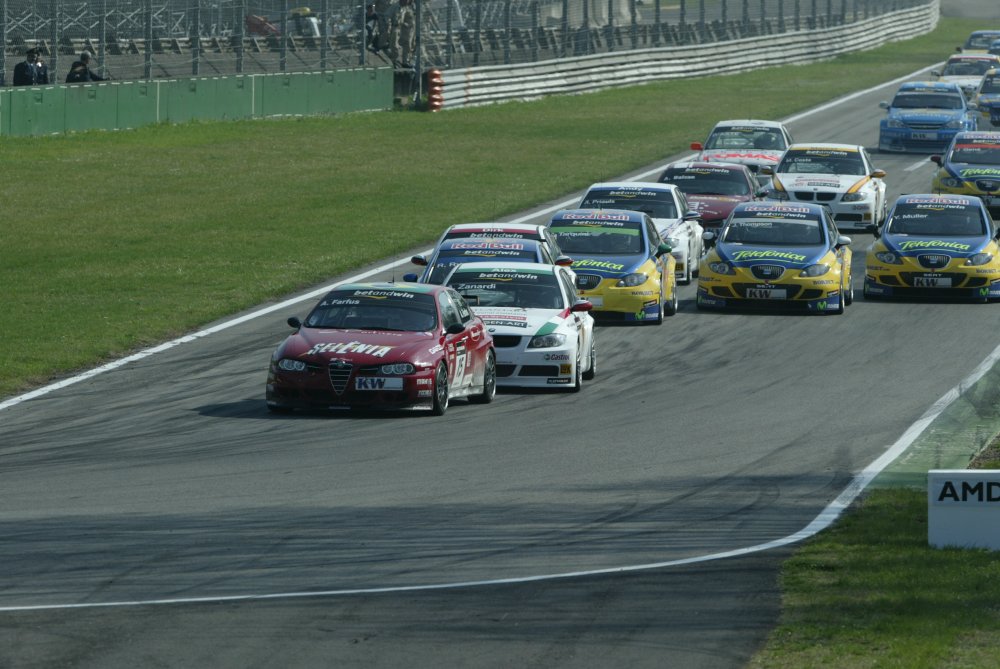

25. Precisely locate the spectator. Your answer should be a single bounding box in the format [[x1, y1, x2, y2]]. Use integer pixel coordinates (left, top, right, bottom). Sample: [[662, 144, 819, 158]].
[[391, 0, 416, 68], [65, 52, 106, 84], [372, 0, 395, 56], [13, 48, 49, 86]]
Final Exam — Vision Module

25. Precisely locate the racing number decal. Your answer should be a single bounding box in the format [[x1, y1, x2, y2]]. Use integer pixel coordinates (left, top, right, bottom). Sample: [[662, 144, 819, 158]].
[[453, 341, 469, 388]]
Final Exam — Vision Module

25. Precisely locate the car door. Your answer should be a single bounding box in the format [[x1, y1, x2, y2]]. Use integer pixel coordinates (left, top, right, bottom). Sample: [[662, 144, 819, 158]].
[[445, 289, 486, 391], [644, 216, 668, 294], [438, 290, 473, 392], [558, 267, 591, 362]]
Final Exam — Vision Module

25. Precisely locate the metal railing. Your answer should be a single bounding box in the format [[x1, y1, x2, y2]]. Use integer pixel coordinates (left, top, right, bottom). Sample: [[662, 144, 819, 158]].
[[0, 0, 932, 85]]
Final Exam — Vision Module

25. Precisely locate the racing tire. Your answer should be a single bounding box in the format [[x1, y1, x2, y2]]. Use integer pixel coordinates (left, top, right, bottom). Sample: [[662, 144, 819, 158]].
[[663, 281, 678, 317], [469, 349, 497, 404], [569, 351, 583, 392], [844, 272, 854, 306], [582, 339, 596, 380], [430, 362, 449, 416], [651, 288, 665, 325], [862, 279, 878, 301], [679, 256, 693, 285]]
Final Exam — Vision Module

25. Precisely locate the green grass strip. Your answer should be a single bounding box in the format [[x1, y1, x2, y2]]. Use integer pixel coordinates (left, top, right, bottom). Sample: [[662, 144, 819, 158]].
[[0, 18, 980, 398]]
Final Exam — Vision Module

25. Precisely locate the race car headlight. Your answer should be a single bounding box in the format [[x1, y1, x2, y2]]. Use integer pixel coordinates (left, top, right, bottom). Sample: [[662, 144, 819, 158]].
[[277, 358, 307, 372], [767, 189, 789, 200], [665, 236, 681, 249], [800, 263, 831, 277], [616, 272, 649, 287], [708, 261, 736, 275], [943, 119, 963, 129], [841, 192, 867, 202], [379, 362, 415, 375], [938, 177, 964, 188], [875, 251, 903, 264], [885, 118, 906, 128], [528, 333, 567, 348], [966, 253, 994, 266]]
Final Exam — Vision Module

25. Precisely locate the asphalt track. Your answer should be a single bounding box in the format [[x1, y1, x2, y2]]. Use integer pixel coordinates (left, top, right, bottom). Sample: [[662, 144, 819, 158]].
[[4, 6, 1000, 666]]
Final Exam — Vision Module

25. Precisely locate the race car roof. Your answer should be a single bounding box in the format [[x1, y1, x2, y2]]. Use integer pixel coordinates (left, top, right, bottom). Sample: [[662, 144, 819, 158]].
[[730, 201, 828, 218], [896, 81, 965, 94], [436, 237, 542, 252], [448, 261, 559, 275], [585, 181, 680, 194], [445, 222, 543, 233], [949, 131, 1000, 144], [785, 142, 861, 152], [662, 160, 753, 173], [709, 119, 787, 130], [334, 281, 439, 295]]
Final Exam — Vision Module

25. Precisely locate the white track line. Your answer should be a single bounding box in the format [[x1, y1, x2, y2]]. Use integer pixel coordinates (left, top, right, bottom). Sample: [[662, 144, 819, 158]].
[[1, 62, 977, 613]]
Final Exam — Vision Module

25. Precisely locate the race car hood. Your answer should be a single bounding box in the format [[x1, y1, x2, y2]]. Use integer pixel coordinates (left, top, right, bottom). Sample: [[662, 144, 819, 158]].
[[939, 161, 1000, 189], [696, 149, 783, 167], [684, 194, 746, 224], [281, 328, 438, 364], [772, 173, 870, 194], [886, 107, 967, 126], [570, 253, 649, 277], [716, 243, 828, 269], [881, 234, 988, 258], [650, 216, 687, 238], [976, 94, 1000, 109], [938, 76, 983, 92], [472, 306, 569, 337]]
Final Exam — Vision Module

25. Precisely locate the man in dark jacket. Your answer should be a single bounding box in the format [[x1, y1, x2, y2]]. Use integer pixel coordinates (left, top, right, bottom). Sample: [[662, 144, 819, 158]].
[[13, 48, 49, 86], [65, 52, 106, 83]]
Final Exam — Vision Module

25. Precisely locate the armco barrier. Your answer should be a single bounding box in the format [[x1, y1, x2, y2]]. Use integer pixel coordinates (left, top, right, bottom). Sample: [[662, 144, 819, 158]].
[[0, 67, 393, 137], [438, 1, 940, 109]]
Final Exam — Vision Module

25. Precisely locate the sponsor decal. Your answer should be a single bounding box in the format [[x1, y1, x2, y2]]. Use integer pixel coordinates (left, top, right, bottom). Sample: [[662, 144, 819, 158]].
[[416, 378, 433, 386], [451, 241, 525, 250], [307, 341, 395, 357], [454, 282, 498, 291], [428, 345, 444, 354], [482, 318, 529, 328], [905, 196, 973, 206], [467, 271, 542, 281], [320, 298, 361, 306], [573, 258, 626, 271], [544, 353, 571, 361], [743, 205, 811, 214], [463, 231, 531, 239], [731, 249, 808, 262], [559, 364, 572, 374], [355, 377, 404, 390], [936, 479, 1000, 503], [417, 390, 433, 397], [353, 290, 416, 300], [547, 378, 572, 384], [561, 212, 631, 222], [958, 167, 1000, 178], [897, 240, 972, 251]]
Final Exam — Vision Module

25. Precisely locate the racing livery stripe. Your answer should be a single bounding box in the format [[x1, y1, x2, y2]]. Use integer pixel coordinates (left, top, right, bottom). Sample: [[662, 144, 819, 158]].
[[846, 176, 870, 194]]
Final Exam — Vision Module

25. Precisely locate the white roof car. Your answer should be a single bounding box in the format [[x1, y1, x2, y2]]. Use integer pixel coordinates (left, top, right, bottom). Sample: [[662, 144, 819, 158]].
[[690, 119, 794, 184], [768, 142, 888, 231], [933, 54, 1000, 98], [443, 262, 596, 390], [437, 222, 568, 261], [578, 181, 704, 284]]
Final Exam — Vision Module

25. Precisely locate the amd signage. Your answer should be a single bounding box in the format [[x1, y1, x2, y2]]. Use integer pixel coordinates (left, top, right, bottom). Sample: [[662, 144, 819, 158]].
[[928, 470, 1000, 550]]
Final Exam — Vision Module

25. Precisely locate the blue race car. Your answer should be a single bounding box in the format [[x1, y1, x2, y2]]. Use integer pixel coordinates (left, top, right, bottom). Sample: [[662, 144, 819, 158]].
[[878, 81, 978, 153], [405, 237, 562, 284]]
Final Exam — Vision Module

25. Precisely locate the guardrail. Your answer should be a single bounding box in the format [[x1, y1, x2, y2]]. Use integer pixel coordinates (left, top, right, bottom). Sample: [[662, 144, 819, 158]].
[[437, 0, 939, 108]]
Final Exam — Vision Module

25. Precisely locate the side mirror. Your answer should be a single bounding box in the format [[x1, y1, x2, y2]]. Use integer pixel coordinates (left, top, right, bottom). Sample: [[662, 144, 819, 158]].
[[657, 242, 673, 256], [968, 102, 979, 111], [836, 234, 852, 248], [683, 210, 701, 221], [403, 272, 419, 282], [867, 223, 881, 238], [446, 322, 466, 335], [702, 231, 717, 247], [410, 254, 428, 266], [931, 70, 942, 77], [761, 166, 774, 176], [755, 188, 769, 198], [930, 155, 943, 166], [570, 300, 593, 312], [461, 293, 480, 305], [287, 316, 302, 329], [690, 141, 704, 151], [879, 100, 890, 110], [554, 255, 574, 266], [871, 169, 887, 179]]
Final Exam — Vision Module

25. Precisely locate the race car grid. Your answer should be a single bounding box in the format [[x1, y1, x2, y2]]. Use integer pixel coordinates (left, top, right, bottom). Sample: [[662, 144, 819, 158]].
[[5, 61, 990, 614]]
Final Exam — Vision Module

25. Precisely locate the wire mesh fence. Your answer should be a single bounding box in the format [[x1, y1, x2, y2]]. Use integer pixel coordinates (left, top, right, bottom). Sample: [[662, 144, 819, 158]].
[[0, 0, 931, 85]]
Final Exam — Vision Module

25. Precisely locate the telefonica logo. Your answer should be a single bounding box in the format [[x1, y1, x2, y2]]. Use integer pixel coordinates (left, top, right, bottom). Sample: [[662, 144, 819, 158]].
[[936, 479, 1000, 503], [898, 240, 971, 251]]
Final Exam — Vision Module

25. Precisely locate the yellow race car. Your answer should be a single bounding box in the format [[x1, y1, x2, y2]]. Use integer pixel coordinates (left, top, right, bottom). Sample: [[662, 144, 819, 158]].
[[697, 202, 853, 314], [864, 194, 1000, 301], [930, 131, 1000, 218], [547, 209, 677, 323]]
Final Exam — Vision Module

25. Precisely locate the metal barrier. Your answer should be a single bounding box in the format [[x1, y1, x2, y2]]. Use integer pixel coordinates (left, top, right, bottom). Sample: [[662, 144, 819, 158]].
[[0, 0, 933, 85], [435, 0, 939, 108]]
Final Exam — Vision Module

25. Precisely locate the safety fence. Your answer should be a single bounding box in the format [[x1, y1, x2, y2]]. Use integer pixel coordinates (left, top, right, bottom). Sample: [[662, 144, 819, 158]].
[[0, 0, 933, 85], [434, 0, 939, 108]]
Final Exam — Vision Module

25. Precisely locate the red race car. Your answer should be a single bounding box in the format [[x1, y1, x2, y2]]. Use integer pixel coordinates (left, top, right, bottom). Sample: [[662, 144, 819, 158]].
[[658, 161, 766, 230], [266, 282, 496, 415]]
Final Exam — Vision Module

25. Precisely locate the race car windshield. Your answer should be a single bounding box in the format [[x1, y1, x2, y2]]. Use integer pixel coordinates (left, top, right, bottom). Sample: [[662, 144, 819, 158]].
[[580, 192, 678, 219], [723, 219, 823, 245], [887, 206, 986, 236], [429, 251, 537, 284], [943, 61, 995, 76], [660, 170, 752, 196], [967, 34, 1000, 50], [447, 274, 565, 309], [550, 224, 645, 255], [704, 129, 785, 150], [891, 93, 965, 109], [777, 152, 866, 175], [444, 230, 536, 241], [981, 76, 1000, 94], [949, 143, 1000, 164], [305, 292, 438, 331]]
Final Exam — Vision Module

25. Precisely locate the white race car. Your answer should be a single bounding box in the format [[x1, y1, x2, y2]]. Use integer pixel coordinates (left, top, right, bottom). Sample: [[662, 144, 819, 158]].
[[579, 181, 704, 284], [443, 261, 596, 390], [690, 119, 794, 187], [766, 142, 888, 232]]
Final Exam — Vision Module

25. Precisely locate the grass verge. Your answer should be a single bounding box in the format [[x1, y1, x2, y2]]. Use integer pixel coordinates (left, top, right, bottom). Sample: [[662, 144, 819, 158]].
[[0, 17, 982, 398]]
